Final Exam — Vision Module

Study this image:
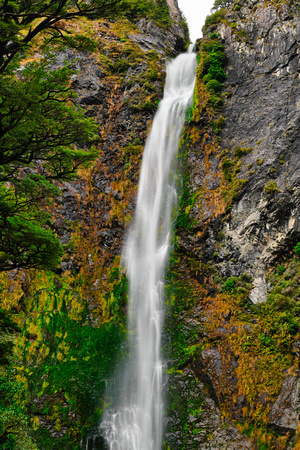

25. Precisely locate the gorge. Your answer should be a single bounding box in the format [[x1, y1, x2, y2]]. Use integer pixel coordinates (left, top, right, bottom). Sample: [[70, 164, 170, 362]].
[[0, 0, 300, 449]]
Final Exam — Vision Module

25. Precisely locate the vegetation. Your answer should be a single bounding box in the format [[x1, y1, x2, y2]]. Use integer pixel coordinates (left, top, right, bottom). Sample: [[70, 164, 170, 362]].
[[0, 0, 177, 446], [212, 0, 235, 10], [0, 57, 100, 271], [264, 180, 281, 194], [125, 0, 171, 29], [202, 9, 226, 34], [0, 307, 37, 448], [0, 0, 128, 73], [0, 0, 172, 272]]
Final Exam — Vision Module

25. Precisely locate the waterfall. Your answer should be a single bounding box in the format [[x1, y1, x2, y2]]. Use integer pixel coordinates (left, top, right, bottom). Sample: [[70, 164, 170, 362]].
[[100, 48, 196, 450]]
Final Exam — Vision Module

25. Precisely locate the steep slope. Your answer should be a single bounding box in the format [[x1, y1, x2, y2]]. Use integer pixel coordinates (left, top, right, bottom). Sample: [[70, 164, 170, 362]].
[[0, 2, 189, 448], [165, 0, 300, 448], [2, 0, 300, 449]]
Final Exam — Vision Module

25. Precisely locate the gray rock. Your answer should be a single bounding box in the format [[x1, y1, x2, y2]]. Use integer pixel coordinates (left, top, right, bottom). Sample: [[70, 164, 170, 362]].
[[270, 376, 300, 433]]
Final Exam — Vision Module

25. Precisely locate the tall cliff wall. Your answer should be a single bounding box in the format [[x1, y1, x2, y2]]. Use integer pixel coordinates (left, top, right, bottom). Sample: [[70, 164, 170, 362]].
[[0, 3, 189, 448], [166, 0, 300, 448], [2, 0, 300, 449]]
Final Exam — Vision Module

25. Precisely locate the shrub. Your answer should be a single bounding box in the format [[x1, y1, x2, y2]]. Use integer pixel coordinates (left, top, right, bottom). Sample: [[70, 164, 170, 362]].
[[212, 0, 234, 11], [222, 277, 236, 292], [202, 41, 225, 53], [294, 242, 300, 255], [264, 180, 280, 194], [234, 146, 252, 158], [203, 9, 226, 34], [207, 95, 224, 109], [113, 58, 131, 73], [206, 79, 223, 93], [234, 4, 241, 11], [277, 265, 286, 275], [210, 115, 226, 133], [222, 158, 235, 176]]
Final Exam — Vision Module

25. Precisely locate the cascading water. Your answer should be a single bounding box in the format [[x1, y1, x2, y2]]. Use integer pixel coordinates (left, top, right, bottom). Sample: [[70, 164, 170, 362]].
[[100, 47, 196, 450]]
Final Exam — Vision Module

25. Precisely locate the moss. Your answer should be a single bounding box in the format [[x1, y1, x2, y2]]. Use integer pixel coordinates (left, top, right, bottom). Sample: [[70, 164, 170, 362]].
[[264, 180, 280, 194], [198, 254, 300, 448]]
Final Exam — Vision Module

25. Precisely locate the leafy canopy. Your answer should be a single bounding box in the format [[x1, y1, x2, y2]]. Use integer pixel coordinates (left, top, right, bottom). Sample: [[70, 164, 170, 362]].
[[0, 0, 128, 72], [0, 55, 99, 271]]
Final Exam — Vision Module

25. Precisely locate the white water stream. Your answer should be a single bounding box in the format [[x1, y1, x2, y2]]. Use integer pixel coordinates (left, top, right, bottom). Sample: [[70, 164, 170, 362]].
[[100, 48, 196, 450]]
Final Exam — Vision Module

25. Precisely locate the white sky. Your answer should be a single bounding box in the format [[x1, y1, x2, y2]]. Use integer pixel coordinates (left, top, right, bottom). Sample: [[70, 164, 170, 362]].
[[177, 0, 215, 42]]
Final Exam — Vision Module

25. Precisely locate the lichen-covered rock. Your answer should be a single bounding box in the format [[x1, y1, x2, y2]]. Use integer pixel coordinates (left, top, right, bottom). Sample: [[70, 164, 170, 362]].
[[172, 0, 300, 447]]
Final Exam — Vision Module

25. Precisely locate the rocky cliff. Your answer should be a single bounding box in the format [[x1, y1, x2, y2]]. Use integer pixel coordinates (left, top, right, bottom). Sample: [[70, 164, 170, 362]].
[[0, 2, 189, 448], [165, 0, 300, 448], [1, 0, 300, 448]]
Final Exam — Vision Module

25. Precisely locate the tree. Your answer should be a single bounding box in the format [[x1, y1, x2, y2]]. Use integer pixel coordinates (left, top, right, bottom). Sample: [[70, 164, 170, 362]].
[[0, 0, 128, 73], [0, 56, 100, 271], [212, 0, 234, 11]]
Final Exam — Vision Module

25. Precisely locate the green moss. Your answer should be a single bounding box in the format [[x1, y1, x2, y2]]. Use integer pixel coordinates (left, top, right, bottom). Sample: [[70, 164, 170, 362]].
[[206, 79, 223, 94], [263, 180, 280, 194]]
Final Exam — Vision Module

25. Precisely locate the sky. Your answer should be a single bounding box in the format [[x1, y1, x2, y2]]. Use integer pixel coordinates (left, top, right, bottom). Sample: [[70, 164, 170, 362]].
[[177, 0, 215, 43]]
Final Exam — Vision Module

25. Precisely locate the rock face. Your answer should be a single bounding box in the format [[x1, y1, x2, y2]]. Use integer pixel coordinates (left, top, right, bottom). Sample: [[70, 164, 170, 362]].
[[167, 0, 300, 448], [0, 7, 191, 449], [3, 0, 300, 448], [217, 0, 300, 302]]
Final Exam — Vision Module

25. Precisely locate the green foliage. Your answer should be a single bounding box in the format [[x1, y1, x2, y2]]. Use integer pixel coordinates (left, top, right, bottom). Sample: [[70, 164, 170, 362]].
[[207, 94, 224, 109], [0, 308, 20, 367], [221, 157, 235, 182], [125, 0, 171, 29], [0, 309, 36, 449], [263, 180, 280, 195], [0, 213, 64, 271], [175, 150, 198, 231], [233, 146, 252, 158], [17, 275, 126, 448], [294, 242, 300, 255], [0, 57, 98, 270], [219, 144, 250, 210], [202, 9, 226, 34], [210, 115, 225, 133], [276, 265, 286, 275], [201, 51, 227, 83], [206, 79, 223, 93], [105, 267, 128, 317], [0, 0, 128, 73], [212, 0, 234, 10], [245, 257, 300, 355], [113, 58, 131, 73], [198, 35, 227, 113], [223, 277, 236, 292], [0, 59, 98, 182], [221, 274, 252, 300], [234, 4, 241, 11], [53, 33, 98, 52], [0, 372, 37, 449]]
